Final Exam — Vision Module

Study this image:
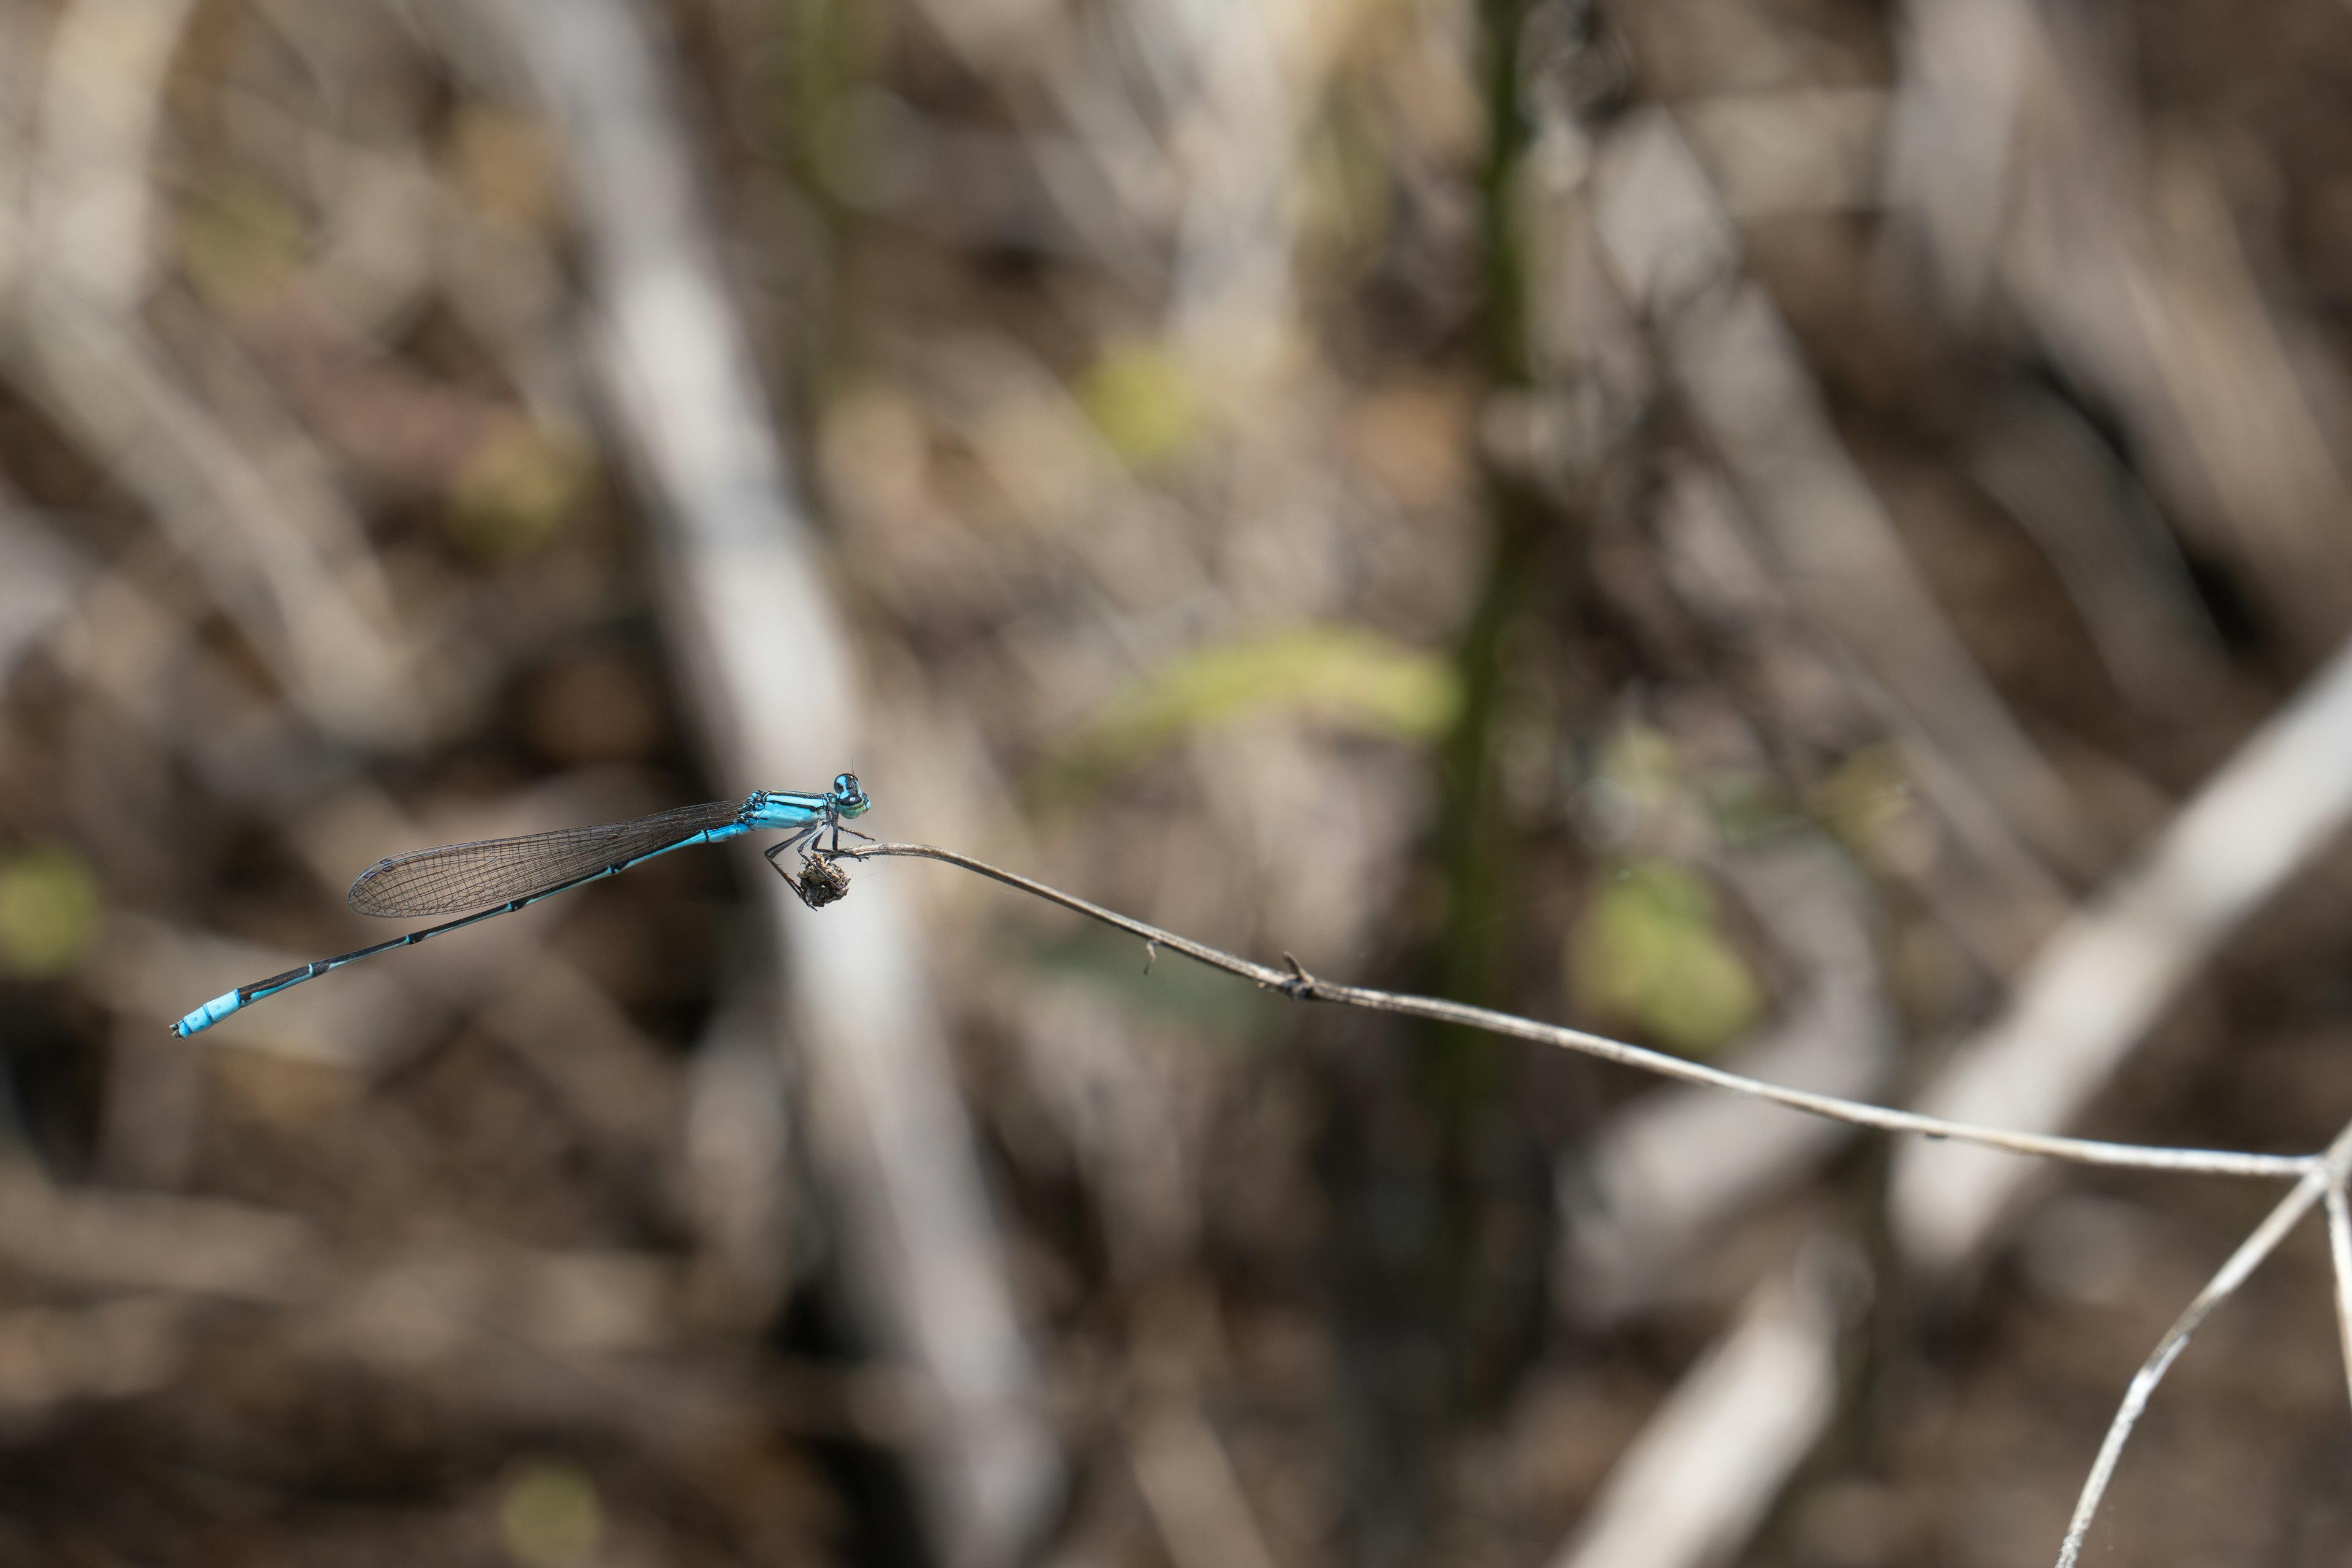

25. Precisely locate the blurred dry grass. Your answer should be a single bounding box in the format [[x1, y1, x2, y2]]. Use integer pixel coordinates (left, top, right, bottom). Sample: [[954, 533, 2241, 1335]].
[[2, 0, 2352, 1564]]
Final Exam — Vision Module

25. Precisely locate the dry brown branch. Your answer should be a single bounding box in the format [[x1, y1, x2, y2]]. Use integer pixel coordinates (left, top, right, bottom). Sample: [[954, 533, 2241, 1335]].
[[832, 846, 2352, 1568], [2053, 1118, 2352, 1568], [826, 842, 2309, 1182], [824, 838, 2352, 1567]]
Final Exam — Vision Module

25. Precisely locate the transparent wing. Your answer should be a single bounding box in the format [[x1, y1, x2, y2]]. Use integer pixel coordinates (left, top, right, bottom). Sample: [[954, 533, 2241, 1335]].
[[347, 799, 745, 916]]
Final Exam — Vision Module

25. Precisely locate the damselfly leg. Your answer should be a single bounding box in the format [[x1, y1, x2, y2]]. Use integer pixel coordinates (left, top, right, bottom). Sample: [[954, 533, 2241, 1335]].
[[764, 835, 852, 910]]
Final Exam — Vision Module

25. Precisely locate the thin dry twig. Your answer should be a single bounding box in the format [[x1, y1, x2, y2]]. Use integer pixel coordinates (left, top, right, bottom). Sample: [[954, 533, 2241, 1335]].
[[824, 842, 2310, 1182], [832, 842, 2352, 1568], [2052, 1118, 2352, 1568], [2328, 1175, 2352, 1422]]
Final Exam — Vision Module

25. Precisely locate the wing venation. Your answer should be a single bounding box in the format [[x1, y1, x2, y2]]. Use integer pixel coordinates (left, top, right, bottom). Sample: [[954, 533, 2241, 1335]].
[[348, 799, 744, 916]]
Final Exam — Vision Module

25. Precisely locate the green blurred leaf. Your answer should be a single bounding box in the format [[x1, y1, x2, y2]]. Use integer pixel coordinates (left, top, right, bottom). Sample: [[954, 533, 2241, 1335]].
[[1705, 765, 1800, 844], [1811, 743, 1929, 873], [1597, 723, 1681, 807], [1570, 859, 1760, 1057], [497, 1459, 602, 1568], [447, 420, 589, 559], [179, 176, 307, 310], [1814, 744, 1910, 835], [1076, 341, 1202, 467], [1297, 96, 1392, 268], [0, 845, 101, 980], [1059, 626, 1461, 788]]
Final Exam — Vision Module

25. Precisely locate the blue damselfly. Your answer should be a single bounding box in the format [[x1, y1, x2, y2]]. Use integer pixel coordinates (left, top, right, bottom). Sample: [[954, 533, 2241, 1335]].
[[170, 774, 870, 1038]]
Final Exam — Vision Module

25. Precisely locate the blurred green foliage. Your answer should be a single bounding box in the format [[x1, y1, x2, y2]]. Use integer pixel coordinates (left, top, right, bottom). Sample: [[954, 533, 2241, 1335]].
[[1570, 859, 1761, 1056], [0, 844, 101, 980], [179, 174, 307, 311], [1597, 722, 1681, 813], [1076, 340, 1204, 467], [496, 1458, 602, 1568], [447, 419, 589, 559], [1058, 625, 1461, 788], [1814, 743, 1915, 842]]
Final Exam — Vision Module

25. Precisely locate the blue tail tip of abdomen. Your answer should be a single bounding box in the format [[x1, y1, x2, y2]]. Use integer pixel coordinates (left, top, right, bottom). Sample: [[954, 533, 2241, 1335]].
[[172, 989, 242, 1039]]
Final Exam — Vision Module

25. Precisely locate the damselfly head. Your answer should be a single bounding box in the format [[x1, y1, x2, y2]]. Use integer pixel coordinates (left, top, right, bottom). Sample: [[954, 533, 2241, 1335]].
[[832, 772, 871, 818]]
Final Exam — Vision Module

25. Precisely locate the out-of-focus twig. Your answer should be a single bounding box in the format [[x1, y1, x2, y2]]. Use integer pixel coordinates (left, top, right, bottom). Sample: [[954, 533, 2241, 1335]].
[[1593, 107, 2090, 885], [0, 1164, 948, 1446], [1129, 1404, 1283, 1568], [1880, 0, 2028, 320], [683, 993, 800, 1325], [1548, 1243, 1844, 1568], [1894, 633, 2352, 1271], [1676, 89, 1887, 219], [481, 1, 1062, 1560], [1891, 0, 2352, 656], [23, 0, 191, 314], [1968, 387, 2228, 720], [10, 295, 420, 743], [3, 0, 419, 746], [0, 485, 89, 688], [0, 1167, 318, 1302], [1562, 99, 2073, 981]]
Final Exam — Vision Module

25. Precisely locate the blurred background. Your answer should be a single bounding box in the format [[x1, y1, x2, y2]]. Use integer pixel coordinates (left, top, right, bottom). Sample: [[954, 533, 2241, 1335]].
[[4, 0, 2352, 1562]]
